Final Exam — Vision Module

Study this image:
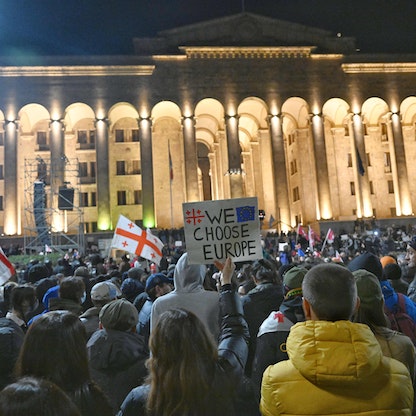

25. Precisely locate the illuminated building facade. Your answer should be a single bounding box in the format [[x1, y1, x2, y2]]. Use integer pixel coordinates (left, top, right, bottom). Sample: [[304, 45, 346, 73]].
[[1, 12, 416, 244]]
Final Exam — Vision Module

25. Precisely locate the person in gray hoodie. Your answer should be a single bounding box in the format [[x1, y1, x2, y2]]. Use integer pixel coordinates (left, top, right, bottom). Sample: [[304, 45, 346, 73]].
[[151, 252, 220, 341]]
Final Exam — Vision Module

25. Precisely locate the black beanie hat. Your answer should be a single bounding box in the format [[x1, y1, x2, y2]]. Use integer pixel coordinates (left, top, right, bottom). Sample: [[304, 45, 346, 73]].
[[347, 252, 383, 280]]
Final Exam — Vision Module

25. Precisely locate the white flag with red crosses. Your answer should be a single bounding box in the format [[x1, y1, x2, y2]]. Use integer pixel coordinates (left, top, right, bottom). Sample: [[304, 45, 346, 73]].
[[111, 215, 164, 265]]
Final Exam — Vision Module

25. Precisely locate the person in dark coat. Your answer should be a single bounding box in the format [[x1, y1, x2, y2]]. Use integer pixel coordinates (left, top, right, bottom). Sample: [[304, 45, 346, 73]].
[[136, 272, 173, 347], [0, 317, 25, 389], [87, 299, 148, 412], [117, 257, 249, 416], [80, 281, 121, 339], [240, 259, 284, 376], [251, 266, 307, 398]]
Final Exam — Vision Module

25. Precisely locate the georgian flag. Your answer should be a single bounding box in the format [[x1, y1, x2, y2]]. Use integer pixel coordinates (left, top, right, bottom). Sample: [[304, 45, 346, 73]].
[[111, 215, 164, 265], [0, 247, 15, 285]]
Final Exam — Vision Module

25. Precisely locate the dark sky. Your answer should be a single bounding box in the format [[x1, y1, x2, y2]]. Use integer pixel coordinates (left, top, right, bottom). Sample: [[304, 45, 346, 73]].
[[1, 0, 415, 56]]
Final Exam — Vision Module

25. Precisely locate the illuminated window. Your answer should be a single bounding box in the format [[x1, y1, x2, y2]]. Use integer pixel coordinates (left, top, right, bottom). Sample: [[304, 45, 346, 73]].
[[388, 180, 394, 194], [37, 131, 49, 150], [80, 192, 88, 207], [290, 160, 297, 175], [77, 130, 95, 149], [384, 152, 391, 173], [115, 129, 125, 142], [131, 129, 140, 142], [116, 161, 126, 175], [90, 162, 96, 179], [78, 130, 87, 144], [350, 182, 355, 196], [132, 160, 141, 174], [117, 190, 127, 205], [381, 123, 388, 142], [292, 187, 300, 202], [79, 162, 88, 177], [134, 190, 142, 204]]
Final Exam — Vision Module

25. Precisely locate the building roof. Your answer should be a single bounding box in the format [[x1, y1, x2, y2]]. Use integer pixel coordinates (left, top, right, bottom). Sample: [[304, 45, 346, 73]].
[[133, 12, 357, 55]]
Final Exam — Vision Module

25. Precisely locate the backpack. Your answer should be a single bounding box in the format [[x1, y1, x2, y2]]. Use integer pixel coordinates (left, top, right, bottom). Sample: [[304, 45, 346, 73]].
[[385, 293, 416, 346]]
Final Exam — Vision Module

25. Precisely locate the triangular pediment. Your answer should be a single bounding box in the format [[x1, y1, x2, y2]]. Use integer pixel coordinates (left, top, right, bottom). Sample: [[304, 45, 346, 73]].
[[133, 12, 356, 55]]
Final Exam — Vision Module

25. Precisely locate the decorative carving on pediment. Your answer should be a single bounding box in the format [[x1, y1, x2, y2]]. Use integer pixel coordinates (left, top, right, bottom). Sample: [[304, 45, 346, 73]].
[[133, 12, 356, 55]]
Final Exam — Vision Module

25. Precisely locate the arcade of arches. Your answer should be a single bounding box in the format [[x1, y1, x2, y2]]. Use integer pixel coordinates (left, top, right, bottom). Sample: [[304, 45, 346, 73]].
[[2, 94, 416, 238]]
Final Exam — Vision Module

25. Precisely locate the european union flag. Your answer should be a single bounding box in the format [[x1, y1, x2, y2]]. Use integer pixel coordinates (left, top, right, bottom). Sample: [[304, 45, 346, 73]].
[[236, 206, 255, 222]]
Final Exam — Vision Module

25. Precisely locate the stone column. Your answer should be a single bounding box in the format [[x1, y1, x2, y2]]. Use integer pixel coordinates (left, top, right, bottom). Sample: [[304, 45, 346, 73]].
[[181, 115, 199, 202], [310, 114, 332, 220], [390, 112, 412, 215], [225, 115, 244, 198], [139, 116, 156, 228], [351, 113, 372, 218], [95, 117, 111, 231], [49, 119, 66, 232], [4, 120, 18, 235], [268, 114, 291, 232]]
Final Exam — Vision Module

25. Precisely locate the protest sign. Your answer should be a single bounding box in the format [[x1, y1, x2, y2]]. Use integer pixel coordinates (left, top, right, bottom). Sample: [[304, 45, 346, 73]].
[[183, 197, 263, 264]]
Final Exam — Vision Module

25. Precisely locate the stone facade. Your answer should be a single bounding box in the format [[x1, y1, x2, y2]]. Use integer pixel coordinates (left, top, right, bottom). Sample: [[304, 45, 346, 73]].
[[0, 12, 416, 248]]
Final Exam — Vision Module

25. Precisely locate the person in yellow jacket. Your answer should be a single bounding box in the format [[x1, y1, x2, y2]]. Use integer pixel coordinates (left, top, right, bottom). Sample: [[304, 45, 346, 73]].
[[260, 263, 413, 416]]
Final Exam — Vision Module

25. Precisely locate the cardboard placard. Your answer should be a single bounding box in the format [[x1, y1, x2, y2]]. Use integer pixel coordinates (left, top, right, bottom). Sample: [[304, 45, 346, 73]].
[[183, 197, 263, 264]]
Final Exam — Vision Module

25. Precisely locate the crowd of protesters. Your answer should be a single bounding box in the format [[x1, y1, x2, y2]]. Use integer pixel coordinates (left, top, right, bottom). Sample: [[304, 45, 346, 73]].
[[0, 222, 415, 415]]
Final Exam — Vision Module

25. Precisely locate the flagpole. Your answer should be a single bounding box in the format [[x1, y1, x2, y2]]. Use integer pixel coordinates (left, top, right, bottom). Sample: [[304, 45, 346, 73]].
[[321, 229, 329, 254], [169, 140, 174, 229]]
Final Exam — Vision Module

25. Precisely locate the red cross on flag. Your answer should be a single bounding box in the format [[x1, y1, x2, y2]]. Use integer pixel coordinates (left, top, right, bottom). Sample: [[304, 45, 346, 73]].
[[111, 215, 164, 265], [0, 247, 15, 285]]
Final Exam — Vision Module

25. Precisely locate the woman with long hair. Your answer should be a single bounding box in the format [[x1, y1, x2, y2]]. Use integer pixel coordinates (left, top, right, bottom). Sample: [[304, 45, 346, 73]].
[[118, 257, 249, 416], [0, 376, 81, 416], [14, 310, 112, 416]]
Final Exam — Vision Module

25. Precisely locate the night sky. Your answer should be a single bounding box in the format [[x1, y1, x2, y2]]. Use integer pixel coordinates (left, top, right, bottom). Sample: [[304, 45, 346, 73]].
[[1, 0, 415, 56]]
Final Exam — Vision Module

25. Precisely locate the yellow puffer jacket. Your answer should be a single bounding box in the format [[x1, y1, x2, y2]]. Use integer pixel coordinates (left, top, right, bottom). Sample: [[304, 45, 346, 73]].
[[260, 320, 413, 415]]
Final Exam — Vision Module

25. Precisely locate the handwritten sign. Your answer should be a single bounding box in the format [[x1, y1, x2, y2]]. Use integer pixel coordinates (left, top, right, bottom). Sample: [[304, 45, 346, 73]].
[[183, 197, 263, 264]]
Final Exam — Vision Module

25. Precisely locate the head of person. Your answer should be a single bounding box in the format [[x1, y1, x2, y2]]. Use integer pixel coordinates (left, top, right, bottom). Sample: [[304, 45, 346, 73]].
[[73, 266, 90, 280], [59, 277, 86, 304], [0, 377, 80, 416], [126, 267, 146, 282], [352, 269, 388, 330], [9, 285, 38, 322], [173, 252, 206, 292], [405, 236, 416, 269], [14, 310, 90, 392], [146, 308, 217, 415], [99, 298, 138, 332], [145, 273, 173, 301], [382, 263, 402, 281], [380, 255, 397, 269], [302, 263, 359, 322], [27, 263, 50, 284], [347, 252, 383, 280], [90, 281, 121, 307], [282, 266, 308, 299], [120, 278, 144, 302]]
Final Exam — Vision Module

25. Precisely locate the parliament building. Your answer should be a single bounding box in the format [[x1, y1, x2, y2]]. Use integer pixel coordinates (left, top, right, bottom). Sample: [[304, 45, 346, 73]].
[[1, 12, 416, 250]]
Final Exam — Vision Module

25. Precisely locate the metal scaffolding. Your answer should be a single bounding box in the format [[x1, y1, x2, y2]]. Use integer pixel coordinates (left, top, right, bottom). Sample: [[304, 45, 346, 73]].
[[23, 156, 85, 255]]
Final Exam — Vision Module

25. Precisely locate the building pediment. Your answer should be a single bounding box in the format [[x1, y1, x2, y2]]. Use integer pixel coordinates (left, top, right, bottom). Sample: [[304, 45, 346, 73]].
[[133, 12, 356, 55]]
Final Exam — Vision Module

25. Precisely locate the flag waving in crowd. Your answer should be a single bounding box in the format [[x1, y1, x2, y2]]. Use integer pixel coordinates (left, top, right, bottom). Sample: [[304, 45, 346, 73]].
[[326, 228, 335, 244], [0, 247, 15, 285], [296, 224, 308, 240], [111, 215, 164, 265]]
